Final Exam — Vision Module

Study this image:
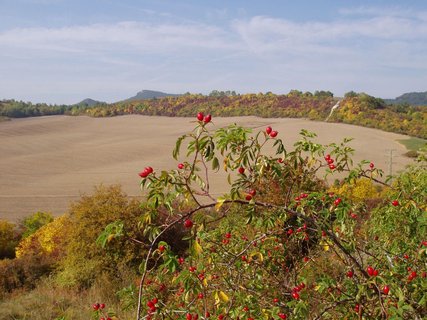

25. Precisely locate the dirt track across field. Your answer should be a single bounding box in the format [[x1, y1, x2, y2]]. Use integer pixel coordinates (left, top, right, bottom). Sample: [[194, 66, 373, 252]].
[[0, 115, 414, 221]]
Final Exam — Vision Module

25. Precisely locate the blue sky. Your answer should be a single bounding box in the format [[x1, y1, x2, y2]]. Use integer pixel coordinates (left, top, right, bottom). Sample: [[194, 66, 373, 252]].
[[1, 0, 426, 104]]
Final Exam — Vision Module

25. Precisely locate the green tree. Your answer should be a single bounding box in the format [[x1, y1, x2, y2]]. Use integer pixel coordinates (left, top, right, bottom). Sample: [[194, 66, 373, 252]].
[[20, 211, 54, 238]]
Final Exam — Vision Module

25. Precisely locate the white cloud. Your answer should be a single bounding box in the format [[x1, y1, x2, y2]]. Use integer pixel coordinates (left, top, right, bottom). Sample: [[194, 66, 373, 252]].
[[0, 6, 426, 103]]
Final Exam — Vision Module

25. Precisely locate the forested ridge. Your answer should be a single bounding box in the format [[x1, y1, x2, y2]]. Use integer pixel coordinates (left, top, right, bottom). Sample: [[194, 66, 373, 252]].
[[1, 91, 426, 138]]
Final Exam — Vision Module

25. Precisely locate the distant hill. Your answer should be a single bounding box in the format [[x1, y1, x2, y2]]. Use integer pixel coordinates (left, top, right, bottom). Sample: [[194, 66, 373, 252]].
[[75, 98, 105, 107], [385, 91, 427, 106], [124, 90, 181, 101]]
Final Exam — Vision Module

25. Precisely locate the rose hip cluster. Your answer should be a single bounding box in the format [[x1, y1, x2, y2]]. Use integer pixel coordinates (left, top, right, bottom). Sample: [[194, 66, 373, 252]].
[[138, 166, 153, 178], [291, 282, 306, 300], [324, 154, 336, 170], [147, 297, 159, 314], [196, 112, 212, 123], [265, 126, 278, 138], [92, 303, 111, 320]]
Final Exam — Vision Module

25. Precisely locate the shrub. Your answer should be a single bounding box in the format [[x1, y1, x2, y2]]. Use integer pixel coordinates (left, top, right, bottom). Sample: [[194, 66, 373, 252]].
[[106, 117, 426, 320], [55, 185, 145, 288], [15, 215, 69, 259], [0, 220, 19, 259], [19, 211, 54, 239]]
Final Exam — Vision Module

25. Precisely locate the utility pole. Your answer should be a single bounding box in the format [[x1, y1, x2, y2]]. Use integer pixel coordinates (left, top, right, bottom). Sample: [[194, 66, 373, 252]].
[[385, 149, 396, 177]]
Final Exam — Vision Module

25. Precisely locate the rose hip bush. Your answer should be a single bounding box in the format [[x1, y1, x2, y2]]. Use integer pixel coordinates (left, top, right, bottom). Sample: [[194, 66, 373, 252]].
[[99, 115, 426, 319]]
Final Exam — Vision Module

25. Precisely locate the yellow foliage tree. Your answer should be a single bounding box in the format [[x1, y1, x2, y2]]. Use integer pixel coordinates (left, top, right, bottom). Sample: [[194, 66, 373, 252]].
[[329, 178, 381, 203], [15, 215, 69, 258]]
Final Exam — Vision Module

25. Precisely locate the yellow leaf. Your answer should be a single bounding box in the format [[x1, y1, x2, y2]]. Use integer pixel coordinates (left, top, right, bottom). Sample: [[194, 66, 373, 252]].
[[194, 240, 203, 256], [203, 278, 208, 287], [215, 197, 226, 212], [249, 252, 264, 262], [320, 239, 330, 251], [107, 234, 115, 243], [218, 291, 229, 303]]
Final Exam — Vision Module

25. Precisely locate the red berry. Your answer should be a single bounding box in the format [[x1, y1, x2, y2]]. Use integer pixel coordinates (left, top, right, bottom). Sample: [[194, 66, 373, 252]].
[[324, 154, 331, 161], [354, 304, 360, 313], [184, 219, 193, 228], [245, 194, 252, 201], [178, 163, 184, 169], [189, 266, 196, 272], [218, 315, 225, 320], [373, 269, 379, 276], [106, 318, 112, 320], [266, 126, 272, 134], [327, 158, 334, 164], [238, 167, 245, 174], [93, 303, 100, 310], [138, 170, 149, 178], [273, 298, 279, 303], [243, 306, 249, 312], [158, 245, 166, 252], [178, 257, 185, 264], [382, 285, 390, 295], [367, 266, 374, 276], [198, 293, 204, 299], [270, 130, 278, 138], [197, 112, 204, 121], [334, 198, 342, 206], [145, 166, 153, 174], [186, 314, 192, 320], [99, 303, 105, 309], [346, 270, 354, 278], [203, 114, 212, 123], [392, 200, 399, 206], [225, 232, 231, 239], [147, 301, 155, 308], [152, 298, 158, 304], [329, 164, 336, 170], [292, 292, 300, 300], [370, 162, 374, 169], [205, 311, 210, 318], [303, 256, 309, 262], [278, 313, 287, 319], [249, 189, 256, 197]]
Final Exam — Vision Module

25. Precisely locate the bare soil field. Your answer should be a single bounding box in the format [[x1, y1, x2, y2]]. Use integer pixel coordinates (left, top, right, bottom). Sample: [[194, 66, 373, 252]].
[[0, 115, 415, 221]]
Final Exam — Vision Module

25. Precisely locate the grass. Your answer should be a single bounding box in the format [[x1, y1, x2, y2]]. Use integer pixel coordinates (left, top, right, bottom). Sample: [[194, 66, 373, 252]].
[[0, 277, 135, 320], [397, 137, 427, 152]]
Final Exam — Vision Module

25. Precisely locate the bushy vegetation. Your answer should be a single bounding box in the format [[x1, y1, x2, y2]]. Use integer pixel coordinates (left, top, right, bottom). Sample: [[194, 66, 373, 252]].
[[0, 115, 425, 319], [2, 90, 427, 139], [0, 220, 19, 259]]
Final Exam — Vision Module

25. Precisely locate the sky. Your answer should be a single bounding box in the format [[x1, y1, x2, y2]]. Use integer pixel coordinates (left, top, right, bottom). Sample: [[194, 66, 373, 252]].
[[0, 0, 426, 104]]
